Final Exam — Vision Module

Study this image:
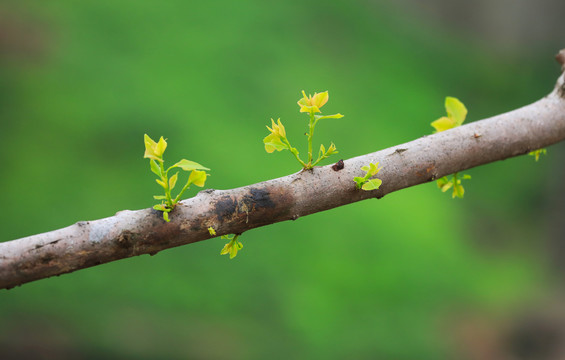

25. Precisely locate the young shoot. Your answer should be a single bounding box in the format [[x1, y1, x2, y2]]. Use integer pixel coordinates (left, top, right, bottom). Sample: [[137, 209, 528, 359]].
[[263, 91, 343, 169], [529, 148, 547, 161], [144, 134, 210, 222], [208, 227, 243, 259], [431, 97, 471, 198], [353, 162, 383, 191], [437, 173, 471, 199]]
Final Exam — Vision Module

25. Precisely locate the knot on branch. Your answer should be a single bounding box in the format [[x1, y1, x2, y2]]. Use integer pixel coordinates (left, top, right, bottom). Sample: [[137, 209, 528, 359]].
[[556, 49, 565, 70]]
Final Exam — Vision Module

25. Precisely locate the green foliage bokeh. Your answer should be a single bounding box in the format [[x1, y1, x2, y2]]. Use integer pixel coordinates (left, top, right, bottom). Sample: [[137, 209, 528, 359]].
[[0, 1, 561, 359]]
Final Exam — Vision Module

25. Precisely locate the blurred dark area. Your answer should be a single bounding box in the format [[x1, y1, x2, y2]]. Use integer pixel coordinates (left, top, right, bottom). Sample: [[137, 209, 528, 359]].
[[1, 1, 564, 359]]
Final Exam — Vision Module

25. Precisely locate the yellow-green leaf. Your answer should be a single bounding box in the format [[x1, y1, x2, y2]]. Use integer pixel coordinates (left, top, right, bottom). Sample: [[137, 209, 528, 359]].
[[150, 159, 162, 176], [189, 170, 207, 187], [361, 178, 382, 191], [220, 242, 231, 255], [172, 159, 210, 171], [311, 91, 329, 109], [529, 148, 547, 161], [155, 136, 167, 157], [229, 243, 238, 259], [453, 183, 465, 198], [144, 134, 167, 161], [208, 227, 217, 236], [368, 162, 381, 176], [315, 113, 344, 121], [431, 116, 454, 133], [156, 179, 167, 189], [169, 172, 178, 190], [144, 134, 161, 161], [263, 133, 288, 153], [153, 204, 167, 211], [445, 97, 467, 127]]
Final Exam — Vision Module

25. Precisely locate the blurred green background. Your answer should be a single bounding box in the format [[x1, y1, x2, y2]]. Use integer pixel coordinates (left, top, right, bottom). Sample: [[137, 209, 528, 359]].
[[1, 1, 564, 359]]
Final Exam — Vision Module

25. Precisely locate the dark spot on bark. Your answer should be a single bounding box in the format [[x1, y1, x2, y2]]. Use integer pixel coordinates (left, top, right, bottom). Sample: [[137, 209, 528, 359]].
[[248, 188, 275, 209], [39, 253, 55, 264], [331, 159, 344, 171], [416, 162, 436, 179], [395, 148, 407, 154], [117, 231, 133, 249], [214, 195, 238, 222]]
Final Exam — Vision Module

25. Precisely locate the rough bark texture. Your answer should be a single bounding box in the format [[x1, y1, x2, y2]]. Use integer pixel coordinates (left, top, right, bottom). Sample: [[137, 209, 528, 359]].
[[2, 56, 565, 290]]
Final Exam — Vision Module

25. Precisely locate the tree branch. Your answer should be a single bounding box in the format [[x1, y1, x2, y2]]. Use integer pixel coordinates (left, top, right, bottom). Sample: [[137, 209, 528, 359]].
[[2, 54, 565, 290]]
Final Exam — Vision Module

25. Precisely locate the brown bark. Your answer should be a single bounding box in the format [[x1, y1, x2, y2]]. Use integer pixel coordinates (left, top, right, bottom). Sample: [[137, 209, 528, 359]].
[[2, 53, 565, 290]]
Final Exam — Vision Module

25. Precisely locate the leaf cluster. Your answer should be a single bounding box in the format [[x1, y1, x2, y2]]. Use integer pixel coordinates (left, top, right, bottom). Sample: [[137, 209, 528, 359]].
[[529, 148, 547, 161], [353, 162, 383, 191], [208, 227, 243, 259], [263, 91, 343, 169], [144, 134, 209, 222], [436, 173, 471, 199]]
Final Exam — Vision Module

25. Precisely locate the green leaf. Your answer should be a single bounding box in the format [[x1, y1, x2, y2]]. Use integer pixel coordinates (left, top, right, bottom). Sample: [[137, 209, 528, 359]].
[[361, 178, 382, 191], [153, 195, 167, 200], [169, 172, 178, 190], [150, 160, 162, 176], [172, 159, 210, 172], [188, 170, 207, 187], [163, 211, 170, 222], [462, 174, 472, 180], [360, 166, 369, 172]]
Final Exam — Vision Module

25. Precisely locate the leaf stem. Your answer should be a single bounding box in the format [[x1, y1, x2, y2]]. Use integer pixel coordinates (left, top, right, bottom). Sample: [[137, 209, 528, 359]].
[[174, 178, 192, 204], [282, 138, 307, 167], [159, 161, 173, 208], [307, 112, 316, 167]]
